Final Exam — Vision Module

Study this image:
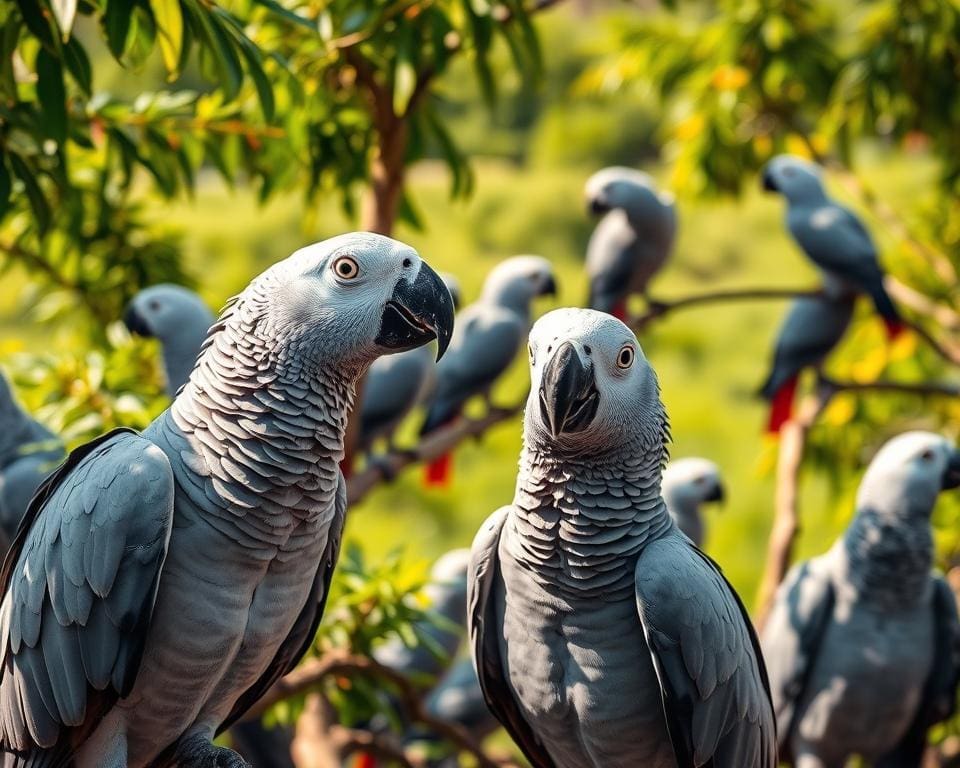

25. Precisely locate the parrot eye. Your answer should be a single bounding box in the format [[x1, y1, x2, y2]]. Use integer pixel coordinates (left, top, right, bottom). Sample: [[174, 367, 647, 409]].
[[920, 449, 936, 462], [148, 300, 161, 312], [332, 256, 360, 281], [616, 345, 635, 369]]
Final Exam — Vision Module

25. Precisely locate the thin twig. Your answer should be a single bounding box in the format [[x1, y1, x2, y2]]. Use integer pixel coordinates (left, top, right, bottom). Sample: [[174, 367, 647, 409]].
[[886, 276, 960, 333], [819, 375, 960, 399], [347, 404, 523, 505], [251, 650, 520, 768]]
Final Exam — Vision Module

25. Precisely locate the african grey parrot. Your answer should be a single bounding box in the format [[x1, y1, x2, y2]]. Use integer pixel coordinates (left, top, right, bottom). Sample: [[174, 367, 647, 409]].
[[468, 307, 776, 768], [662, 457, 725, 548], [584, 167, 677, 320], [759, 282, 856, 432], [762, 155, 903, 339], [0, 372, 64, 546], [420, 256, 556, 486], [124, 284, 216, 397], [0, 232, 454, 768], [358, 274, 461, 458], [762, 431, 960, 768]]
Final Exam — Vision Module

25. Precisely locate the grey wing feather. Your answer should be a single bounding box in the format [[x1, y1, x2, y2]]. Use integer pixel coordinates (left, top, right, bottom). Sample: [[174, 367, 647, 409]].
[[468, 507, 553, 768], [216, 470, 348, 735], [876, 575, 960, 768], [0, 428, 173, 759], [759, 294, 855, 400], [421, 310, 523, 434], [758, 557, 834, 754], [635, 537, 777, 768], [360, 352, 430, 448]]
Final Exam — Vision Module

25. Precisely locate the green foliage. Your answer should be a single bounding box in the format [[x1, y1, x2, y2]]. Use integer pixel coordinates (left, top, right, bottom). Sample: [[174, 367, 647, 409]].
[[269, 545, 445, 729]]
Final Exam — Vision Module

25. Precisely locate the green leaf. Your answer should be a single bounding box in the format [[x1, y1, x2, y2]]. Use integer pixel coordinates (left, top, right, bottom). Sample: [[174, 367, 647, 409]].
[[35, 48, 67, 144], [214, 8, 274, 120], [0, 155, 11, 219], [8, 154, 50, 233], [0, 18, 21, 99], [250, 0, 316, 31], [186, 3, 242, 100], [150, 0, 184, 78], [393, 53, 417, 117], [50, 0, 78, 41], [103, 0, 132, 59], [18, 0, 58, 51], [62, 37, 91, 94]]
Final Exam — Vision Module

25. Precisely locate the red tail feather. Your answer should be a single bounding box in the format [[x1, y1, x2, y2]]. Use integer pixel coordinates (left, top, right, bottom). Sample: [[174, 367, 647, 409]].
[[884, 318, 905, 340], [611, 300, 628, 321], [424, 452, 453, 487], [355, 754, 377, 768], [767, 376, 799, 434]]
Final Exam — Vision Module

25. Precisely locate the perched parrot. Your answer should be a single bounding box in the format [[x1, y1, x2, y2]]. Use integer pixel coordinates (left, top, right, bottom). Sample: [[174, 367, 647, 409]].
[[0, 372, 64, 546], [468, 308, 776, 768], [662, 457, 725, 548], [762, 431, 960, 768], [124, 284, 217, 397], [762, 155, 903, 339], [420, 256, 556, 487], [584, 167, 677, 320], [0, 233, 454, 768], [357, 275, 461, 459], [759, 286, 856, 433]]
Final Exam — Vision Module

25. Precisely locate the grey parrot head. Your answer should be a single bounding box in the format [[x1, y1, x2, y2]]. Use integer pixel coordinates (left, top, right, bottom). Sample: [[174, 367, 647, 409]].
[[524, 308, 668, 458], [239, 233, 454, 375], [584, 166, 673, 217], [761, 154, 825, 203], [123, 284, 216, 343], [662, 457, 726, 508], [480, 255, 558, 312], [857, 431, 960, 519]]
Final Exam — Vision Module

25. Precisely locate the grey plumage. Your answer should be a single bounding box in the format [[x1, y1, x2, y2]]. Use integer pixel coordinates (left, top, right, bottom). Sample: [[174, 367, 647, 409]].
[[0, 233, 454, 768], [762, 431, 960, 768], [662, 457, 725, 548], [420, 257, 556, 485], [762, 155, 902, 336], [124, 284, 217, 397], [468, 308, 776, 768], [584, 167, 677, 319], [0, 371, 64, 545]]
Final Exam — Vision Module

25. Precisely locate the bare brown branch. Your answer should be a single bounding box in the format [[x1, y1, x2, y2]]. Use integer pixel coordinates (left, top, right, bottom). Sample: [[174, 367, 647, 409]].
[[754, 387, 832, 630], [251, 650, 520, 768]]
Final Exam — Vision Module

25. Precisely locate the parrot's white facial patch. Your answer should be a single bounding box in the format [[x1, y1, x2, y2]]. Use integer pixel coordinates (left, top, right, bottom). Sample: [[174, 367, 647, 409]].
[[762, 154, 824, 201], [126, 284, 210, 341], [526, 308, 664, 452], [858, 431, 960, 516], [585, 166, 659, 214]]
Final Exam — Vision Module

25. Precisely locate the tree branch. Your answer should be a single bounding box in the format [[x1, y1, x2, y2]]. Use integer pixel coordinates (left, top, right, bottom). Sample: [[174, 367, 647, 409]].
[[886, 276, 960, 333], [250, 650, 520, 768], [754, 387, 832, 630]]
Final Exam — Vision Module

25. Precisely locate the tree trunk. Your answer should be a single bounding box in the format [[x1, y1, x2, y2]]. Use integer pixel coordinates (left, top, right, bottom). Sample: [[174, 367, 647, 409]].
[[343, 117, 409, 471]]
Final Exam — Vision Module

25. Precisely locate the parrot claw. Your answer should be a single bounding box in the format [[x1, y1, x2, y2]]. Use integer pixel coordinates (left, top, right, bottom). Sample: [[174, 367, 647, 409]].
[[174, 734, 252, 768]]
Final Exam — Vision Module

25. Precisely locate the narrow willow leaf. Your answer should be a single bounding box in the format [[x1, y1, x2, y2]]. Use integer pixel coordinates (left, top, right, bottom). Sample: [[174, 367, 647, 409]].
[[149, 0, 184, 78]]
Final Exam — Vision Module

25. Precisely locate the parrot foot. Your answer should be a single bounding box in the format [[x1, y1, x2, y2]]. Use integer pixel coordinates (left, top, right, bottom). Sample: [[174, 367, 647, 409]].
[[174, 734, 252, 768]]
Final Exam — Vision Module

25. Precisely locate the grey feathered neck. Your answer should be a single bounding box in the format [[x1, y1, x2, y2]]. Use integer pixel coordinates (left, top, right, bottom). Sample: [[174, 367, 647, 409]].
[[840, 507, 934, 609], [509, 428, 673, 600], [148, 290, 357, 546]]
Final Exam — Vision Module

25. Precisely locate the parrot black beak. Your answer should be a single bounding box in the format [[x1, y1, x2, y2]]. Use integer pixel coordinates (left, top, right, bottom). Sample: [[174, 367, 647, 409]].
[[123, 303, 153, 337], [541, 274, 558, 298], [588, 197, 611, 216], [941, 451, 960, 490], [377, 261, 455, 361], [762, 169, 778, 192], [704, 481, 726, 504], [539, 341, 599, 438]]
